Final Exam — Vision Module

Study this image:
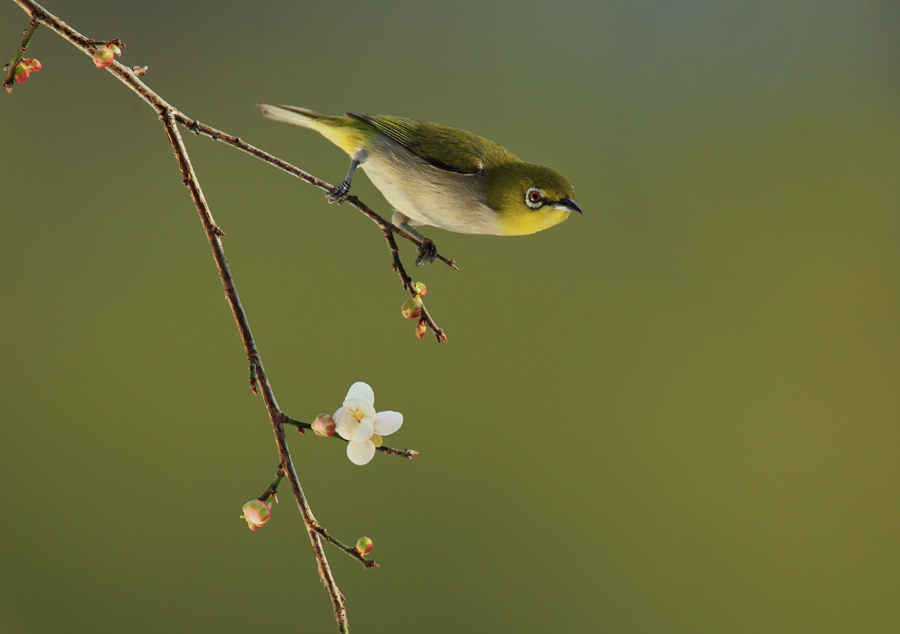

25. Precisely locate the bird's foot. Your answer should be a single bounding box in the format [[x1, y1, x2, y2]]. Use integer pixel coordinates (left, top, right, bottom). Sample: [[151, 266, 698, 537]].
[[326, 180, 351, 205], [415, 238, 438, 266]]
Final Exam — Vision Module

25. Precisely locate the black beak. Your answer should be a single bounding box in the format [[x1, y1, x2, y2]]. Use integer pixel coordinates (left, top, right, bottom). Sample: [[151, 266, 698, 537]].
[[553, 196, 583, 215]]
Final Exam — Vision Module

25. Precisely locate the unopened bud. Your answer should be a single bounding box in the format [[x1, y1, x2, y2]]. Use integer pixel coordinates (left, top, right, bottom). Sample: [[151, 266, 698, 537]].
[[415, 319, 427, 340], [12, 63, 29, 84], [355, 536, 374, 556], [93, 44, 121, 69], [241, 499, 272, 531], [414, 282, 427, 297], [312, 413, 336, 437], [400, 297, 423, 319], [23, 58, 41, 72]]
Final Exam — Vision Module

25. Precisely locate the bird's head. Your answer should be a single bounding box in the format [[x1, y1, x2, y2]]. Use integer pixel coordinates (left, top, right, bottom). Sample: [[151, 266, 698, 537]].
[[485, 162, 582, 236]]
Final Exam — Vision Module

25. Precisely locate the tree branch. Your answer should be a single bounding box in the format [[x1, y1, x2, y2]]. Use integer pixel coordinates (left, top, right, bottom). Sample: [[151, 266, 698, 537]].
[[6, 1, 430, 630], [161, 102, 351, 634]]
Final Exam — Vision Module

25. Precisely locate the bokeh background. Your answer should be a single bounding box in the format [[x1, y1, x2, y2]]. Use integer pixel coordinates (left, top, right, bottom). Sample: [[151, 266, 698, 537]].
[[1, 1, 898, 632]]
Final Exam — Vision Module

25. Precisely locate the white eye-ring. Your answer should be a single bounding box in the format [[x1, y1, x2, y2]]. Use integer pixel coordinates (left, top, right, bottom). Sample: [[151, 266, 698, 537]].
[[525, 187, 544, 209]]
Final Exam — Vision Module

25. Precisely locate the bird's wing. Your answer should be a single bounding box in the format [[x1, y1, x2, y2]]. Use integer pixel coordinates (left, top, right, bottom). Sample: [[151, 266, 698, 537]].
[[346, 113, 512, 175]]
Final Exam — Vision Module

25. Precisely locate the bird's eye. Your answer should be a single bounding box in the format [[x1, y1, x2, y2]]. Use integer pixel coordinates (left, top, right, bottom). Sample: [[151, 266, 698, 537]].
[[525, 187, 544, 209]]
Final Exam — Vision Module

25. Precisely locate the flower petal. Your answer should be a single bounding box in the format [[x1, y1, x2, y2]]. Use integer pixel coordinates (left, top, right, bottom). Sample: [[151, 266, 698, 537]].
[[350, 418, 374, 443], [373, 411, 403, 436], [344, 382, 375, 407], [347, 440, 376, 466], [334, 407, 358, 441]]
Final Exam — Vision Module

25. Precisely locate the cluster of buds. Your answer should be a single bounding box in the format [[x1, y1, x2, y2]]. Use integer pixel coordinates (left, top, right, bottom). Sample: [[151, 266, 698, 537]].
[[241, 497, 273, 531], [401, 283, 431, 339], [93, 42, 122, 69], [11, 57, 41, 84]]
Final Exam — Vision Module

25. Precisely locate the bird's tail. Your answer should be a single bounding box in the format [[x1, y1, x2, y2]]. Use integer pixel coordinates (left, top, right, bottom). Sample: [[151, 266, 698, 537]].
[[256, 104, 365, 155]]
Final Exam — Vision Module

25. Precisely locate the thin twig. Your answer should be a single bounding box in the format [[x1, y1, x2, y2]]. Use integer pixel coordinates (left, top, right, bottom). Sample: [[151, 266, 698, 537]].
[[314, 526, 380, 569], [3, 19, 37, 92], [284, 417, 420, 459], [382, 228, 447, 341], [258, 468, 285, 502]]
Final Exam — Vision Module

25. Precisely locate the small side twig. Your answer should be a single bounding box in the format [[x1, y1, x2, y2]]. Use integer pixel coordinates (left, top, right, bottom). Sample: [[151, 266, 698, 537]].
[[382, 228, 447, 342], [3, 19, 37, 92], [313, 525, 380, 569], [283, 416, 419, 459], [258, 468, 285, 502]]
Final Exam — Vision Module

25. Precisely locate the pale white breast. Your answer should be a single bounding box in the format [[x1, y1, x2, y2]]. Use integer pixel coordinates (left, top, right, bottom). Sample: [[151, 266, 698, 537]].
[[360, 136, 504, 236]]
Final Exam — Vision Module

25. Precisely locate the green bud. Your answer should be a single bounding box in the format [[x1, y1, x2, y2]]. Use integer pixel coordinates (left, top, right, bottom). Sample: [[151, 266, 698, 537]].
[[400, 297, 423, 319], [414, 282, 427, 297], [355, 536, 374, 556]]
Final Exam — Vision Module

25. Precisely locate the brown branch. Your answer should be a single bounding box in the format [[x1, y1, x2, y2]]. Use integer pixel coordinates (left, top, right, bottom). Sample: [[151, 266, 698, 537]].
[[159, 107, 350, 633], [6, 1, 434, 630]]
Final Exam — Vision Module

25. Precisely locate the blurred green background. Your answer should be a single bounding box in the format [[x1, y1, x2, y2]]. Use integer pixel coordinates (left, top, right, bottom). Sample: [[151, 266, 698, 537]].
[[1, 1, 898, 632]]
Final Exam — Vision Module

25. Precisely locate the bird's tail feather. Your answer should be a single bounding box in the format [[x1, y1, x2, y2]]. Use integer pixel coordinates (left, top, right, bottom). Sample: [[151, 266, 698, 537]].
[[256, 104, 365, 155], [256, 104, 335, 129]]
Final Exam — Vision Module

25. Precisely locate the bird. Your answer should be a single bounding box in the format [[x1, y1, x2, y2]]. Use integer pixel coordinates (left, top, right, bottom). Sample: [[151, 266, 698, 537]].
[[257, 104, 582, 265]]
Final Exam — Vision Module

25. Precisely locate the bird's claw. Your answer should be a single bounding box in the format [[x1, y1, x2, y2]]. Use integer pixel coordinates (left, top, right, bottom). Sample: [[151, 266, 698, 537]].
[[326, 181, 350, 205], [415, 239, 438, 266]]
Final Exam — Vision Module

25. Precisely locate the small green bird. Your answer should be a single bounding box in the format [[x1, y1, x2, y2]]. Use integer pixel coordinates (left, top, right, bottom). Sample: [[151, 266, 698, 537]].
[[257, 104, 582, 265]]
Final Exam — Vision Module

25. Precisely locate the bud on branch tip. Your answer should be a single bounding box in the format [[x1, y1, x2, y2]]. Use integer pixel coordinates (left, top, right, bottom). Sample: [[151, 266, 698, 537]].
[[241, 499, 272, 531], [355, 536, 374, 557], [12, 58, 41, 84]]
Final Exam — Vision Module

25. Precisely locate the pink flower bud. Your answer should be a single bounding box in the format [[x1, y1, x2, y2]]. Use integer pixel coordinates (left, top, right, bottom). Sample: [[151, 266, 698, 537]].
[[401, 297, 423, 319], [93, 44, 121, 69], [414, 282, 427, 297], [415, 319, 427, 340], [355, 536, 374, 556], [241, 499, 272, 531], [12, 63, 29, 84], [312, 413, 336, 437], [12, 58, 42, 85]]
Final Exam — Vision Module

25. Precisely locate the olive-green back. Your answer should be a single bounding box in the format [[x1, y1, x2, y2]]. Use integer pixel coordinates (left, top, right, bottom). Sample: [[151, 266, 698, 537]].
[[346, 113, 518, 175]]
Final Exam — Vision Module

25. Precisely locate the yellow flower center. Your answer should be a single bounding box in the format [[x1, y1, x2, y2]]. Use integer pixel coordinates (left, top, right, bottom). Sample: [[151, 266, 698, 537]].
[[347, 406, 368, 423]]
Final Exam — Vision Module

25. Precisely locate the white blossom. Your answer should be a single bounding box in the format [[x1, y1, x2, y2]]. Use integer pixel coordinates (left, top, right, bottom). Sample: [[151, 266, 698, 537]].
[[333, 382, 403, 465]]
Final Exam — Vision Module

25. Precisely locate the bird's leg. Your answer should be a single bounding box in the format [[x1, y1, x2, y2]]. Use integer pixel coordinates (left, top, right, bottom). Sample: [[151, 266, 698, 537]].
[[392, 210, 438, 266], [326, 152, 365, 204]]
